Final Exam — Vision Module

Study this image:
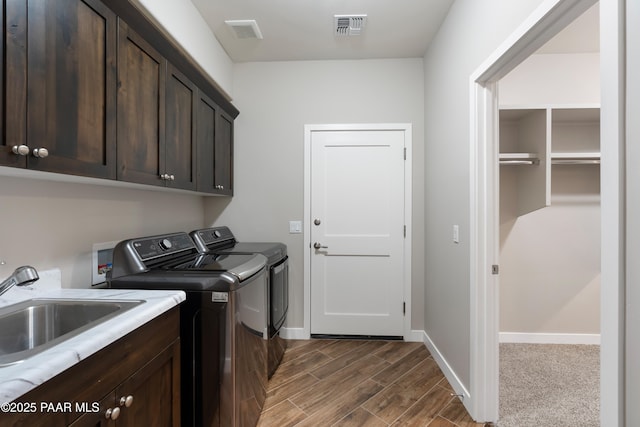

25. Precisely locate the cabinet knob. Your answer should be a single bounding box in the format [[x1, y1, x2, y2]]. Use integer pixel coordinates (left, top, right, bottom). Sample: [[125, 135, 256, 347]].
[[160, 173, 169, 180], [105, 407, 121, 420], [169, 174, 175, 181], [32, 148, 49, 158], [11, 145, 29, 156], [119, 395, 134, 407]]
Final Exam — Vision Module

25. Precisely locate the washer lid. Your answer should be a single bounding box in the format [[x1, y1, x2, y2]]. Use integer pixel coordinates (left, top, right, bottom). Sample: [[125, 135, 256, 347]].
[[215, 242, 287, 264], [226, 254, 268, 281], [169, 254, 260, 273]]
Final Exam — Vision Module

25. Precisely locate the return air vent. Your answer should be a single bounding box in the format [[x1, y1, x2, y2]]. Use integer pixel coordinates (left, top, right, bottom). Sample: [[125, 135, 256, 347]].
[[225, 19, 263, 40], [334, 15, 367, 36]]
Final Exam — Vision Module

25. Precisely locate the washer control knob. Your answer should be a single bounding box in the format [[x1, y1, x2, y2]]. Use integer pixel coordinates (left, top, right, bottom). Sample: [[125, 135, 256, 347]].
[[159, 238, 172, 250], [214, 230, 222, 238]]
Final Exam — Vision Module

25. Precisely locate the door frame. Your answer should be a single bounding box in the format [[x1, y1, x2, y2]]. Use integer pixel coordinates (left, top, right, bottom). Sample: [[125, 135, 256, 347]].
[[467, 0, 626, 423], [303, 123, 413, 340]]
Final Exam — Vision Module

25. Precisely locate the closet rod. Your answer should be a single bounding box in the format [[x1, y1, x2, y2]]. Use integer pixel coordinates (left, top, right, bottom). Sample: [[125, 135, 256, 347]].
[[551, 159, 600, 165], [499, 159, 539, 166]]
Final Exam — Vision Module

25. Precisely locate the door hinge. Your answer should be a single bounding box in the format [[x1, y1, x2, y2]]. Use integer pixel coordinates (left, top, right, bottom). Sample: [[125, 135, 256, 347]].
[[404, 147, 407, 160], [403, 225, 406, 237], [492, 264, 499, 275], [403, 302, 406, 315]]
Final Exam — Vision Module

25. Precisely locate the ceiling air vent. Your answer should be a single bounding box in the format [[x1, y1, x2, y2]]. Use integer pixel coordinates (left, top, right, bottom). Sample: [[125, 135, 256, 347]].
[[334, 15, 367, 36], [225, 20, 263, 40]]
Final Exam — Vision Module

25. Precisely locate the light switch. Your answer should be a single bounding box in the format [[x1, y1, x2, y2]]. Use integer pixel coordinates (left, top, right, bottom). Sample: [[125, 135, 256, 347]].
[[453, 225, 460, 244], [289, 220, 303, 234]]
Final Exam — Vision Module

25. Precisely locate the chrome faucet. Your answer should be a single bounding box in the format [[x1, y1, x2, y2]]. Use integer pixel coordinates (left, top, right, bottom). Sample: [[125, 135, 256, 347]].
[[0, 266, 40, 296]]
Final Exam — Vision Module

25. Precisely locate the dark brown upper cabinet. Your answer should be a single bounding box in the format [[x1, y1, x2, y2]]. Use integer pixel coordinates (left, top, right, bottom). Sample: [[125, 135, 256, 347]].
[[165, 63, 197, 191], [116, 19, 166, 187], [117, 21, 198, 191], [1, 0, 238, 194], [1, 0, 117, 178], [196, 92, 233, 195], [215, 110, 234, 195]]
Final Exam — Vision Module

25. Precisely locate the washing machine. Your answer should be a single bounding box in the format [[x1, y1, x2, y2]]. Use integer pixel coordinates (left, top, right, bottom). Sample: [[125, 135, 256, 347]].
[[190, 226, 288, 378], [107, 232, 268, 427]]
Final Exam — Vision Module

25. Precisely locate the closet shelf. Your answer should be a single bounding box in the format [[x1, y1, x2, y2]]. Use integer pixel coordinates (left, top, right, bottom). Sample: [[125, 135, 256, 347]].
[[551, 152, 600, 165], [499, 152, 540, 166]]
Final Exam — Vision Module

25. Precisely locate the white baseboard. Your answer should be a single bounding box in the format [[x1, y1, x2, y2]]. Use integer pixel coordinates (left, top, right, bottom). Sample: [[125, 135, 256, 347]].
[[280, 327, 307, 340], [422, 331, 470, 400], [499, 332, 601, 345], [279, 328, 426, 342], [406, 329, 425, 342]]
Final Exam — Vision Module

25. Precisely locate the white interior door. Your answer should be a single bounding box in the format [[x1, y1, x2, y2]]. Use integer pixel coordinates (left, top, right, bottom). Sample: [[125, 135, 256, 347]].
[[310, 129, 406, 336]]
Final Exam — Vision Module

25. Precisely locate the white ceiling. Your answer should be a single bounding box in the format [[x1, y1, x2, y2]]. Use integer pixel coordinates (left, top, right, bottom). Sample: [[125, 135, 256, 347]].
[[190, 0, 455, 62], [190, 0, 598, 63]]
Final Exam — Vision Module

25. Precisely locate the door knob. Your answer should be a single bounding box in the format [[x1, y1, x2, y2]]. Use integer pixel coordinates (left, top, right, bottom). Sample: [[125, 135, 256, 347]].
[[12, 145, 29, 156], [32, 148, 49, 158], [313, 242, 328, 249], [314, 219, 321, 226]]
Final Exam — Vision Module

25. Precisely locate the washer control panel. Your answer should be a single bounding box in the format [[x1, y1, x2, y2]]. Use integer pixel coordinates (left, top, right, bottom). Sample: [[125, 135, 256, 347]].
[[133, 233, 195, 260]]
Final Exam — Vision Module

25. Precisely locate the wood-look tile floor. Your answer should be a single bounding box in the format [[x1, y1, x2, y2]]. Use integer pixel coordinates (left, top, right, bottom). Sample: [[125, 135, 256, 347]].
[[258, 339, 490, 427]]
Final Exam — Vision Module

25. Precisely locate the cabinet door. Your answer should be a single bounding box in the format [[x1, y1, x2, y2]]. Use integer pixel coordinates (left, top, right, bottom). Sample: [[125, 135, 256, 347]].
[[2, 0, 28, 167], [215, 110, 234, 195], [26, 0, 117, 178], [116, 19, 166, 186], [116, 340, 180, 427], [195, 91, 217, 193], [165, 63, 196, 190], [69, 393, 117, 427]]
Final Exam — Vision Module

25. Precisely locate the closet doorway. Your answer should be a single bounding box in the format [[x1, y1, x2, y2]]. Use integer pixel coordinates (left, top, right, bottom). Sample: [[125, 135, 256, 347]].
[[496, 4, 600, 426]]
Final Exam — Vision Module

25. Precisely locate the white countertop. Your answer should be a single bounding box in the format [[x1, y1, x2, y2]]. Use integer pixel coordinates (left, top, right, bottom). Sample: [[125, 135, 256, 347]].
[[0, 269, 185, 403]]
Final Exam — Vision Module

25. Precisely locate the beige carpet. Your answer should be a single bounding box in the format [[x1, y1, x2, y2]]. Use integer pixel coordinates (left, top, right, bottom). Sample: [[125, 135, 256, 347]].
[[498, 343, 600, 427]]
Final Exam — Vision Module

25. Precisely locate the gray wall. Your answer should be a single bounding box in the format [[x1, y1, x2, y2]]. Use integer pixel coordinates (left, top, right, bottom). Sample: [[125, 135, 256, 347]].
[[626, 0, 639, 422], [0, 175, 204, 288], [204, 58, 426, 331], [422, 0, 544, 389]]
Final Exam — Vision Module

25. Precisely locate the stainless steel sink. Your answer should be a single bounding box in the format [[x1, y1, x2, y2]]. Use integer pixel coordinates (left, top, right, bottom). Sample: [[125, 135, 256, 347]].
[[0, 298, 143, 366]]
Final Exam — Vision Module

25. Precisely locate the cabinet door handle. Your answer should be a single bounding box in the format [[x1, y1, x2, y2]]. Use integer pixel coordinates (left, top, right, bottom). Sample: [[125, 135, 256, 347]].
[[119, 395, 134, 407], [32, 148, 49, 158], [12, 145, 29, 156], [105, 407, 120, 420]]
